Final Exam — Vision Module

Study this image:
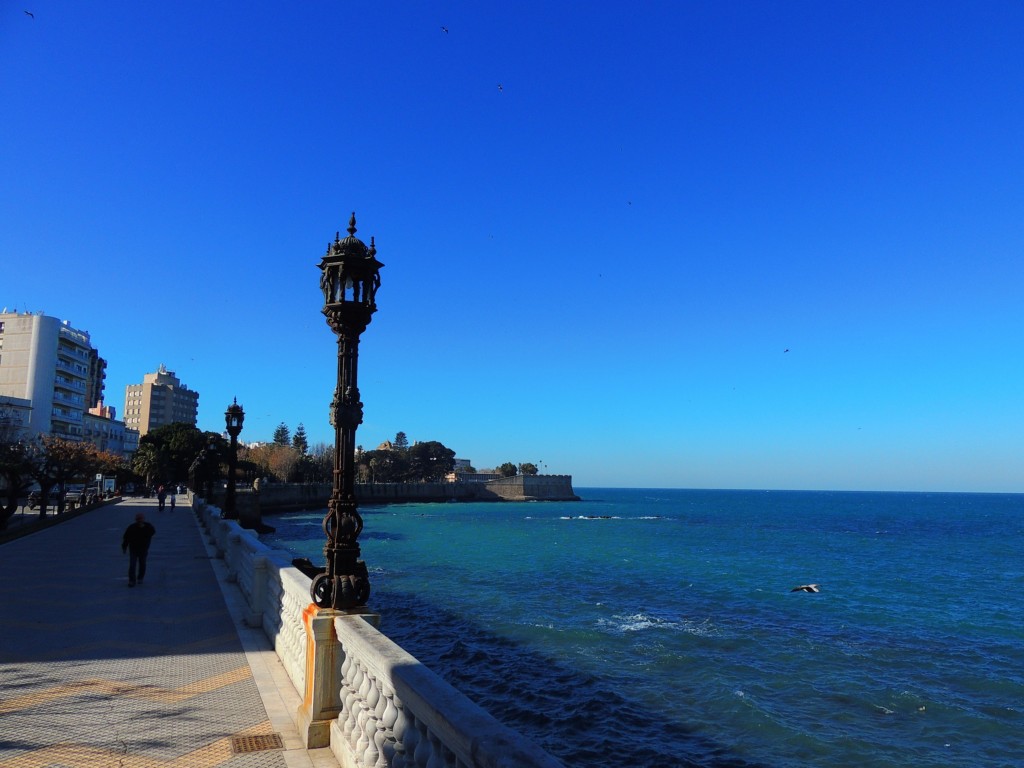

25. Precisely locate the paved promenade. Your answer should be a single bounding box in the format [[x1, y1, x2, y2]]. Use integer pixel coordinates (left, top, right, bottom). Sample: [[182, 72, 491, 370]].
[[0, 496, 337, 768]]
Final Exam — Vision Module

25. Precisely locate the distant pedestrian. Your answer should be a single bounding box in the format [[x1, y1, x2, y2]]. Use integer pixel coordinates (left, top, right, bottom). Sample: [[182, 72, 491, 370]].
[[157, 485, 166, 511], [122, 513, 156, 587], [169, 493, 175, 512]]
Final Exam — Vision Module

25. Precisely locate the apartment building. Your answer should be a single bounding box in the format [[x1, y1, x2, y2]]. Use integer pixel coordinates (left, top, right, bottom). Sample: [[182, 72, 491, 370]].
[[0, 311, 97, 439], [0, 311, 138, 454], [123, 364, 199, 437]]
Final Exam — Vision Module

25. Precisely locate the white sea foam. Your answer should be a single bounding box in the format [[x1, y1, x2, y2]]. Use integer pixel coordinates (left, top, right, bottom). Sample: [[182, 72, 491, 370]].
[[598, 612, 717, 636]]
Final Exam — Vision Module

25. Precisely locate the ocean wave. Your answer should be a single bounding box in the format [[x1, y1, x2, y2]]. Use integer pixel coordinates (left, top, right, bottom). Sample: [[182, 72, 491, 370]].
[[556, 514, 667, 521], [598, 612, 718, 637]]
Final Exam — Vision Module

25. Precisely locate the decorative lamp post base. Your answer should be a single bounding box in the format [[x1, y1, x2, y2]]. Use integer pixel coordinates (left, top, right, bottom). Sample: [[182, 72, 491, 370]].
[[311, 565, 371, 610]]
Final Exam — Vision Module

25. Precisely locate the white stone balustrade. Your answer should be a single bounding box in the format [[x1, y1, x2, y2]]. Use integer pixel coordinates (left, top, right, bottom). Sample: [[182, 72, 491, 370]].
[[189, 495, 562, 768]]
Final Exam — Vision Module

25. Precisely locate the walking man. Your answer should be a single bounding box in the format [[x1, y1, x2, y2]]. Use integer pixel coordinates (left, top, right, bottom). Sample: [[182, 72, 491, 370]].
[[122, 513, 156, 587]]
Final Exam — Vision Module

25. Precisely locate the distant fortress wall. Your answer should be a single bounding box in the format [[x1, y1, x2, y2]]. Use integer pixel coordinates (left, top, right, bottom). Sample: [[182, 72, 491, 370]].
[[254, 474, 578, 512]]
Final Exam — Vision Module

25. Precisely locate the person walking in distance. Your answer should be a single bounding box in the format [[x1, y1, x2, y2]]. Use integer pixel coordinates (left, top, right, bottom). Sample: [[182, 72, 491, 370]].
[[122, 513, 156, 587]]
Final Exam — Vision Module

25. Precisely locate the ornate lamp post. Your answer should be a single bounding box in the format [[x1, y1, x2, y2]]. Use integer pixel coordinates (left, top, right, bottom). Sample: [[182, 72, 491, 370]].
[[223, 398, 244, 519], [311, 212, 383, 610]]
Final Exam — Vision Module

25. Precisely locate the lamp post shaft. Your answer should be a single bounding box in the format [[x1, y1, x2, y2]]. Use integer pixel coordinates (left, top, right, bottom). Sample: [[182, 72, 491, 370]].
[[224, 433, 238, 516]]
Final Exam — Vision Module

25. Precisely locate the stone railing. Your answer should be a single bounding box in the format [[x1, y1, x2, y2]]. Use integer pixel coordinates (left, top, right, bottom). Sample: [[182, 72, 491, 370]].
[[190, 495, 563, 768]]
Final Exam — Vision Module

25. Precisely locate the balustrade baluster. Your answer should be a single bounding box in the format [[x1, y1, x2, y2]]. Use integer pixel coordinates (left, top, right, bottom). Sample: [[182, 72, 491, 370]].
[[360, 721, 380, 768], [381, 685, 399, 734], [354, 666, 376, 757], [373, 723, 393, 768], [413, 718, 432, 768], [365, 672, 381, 716], [394, 706, 416, 768], [361, 670, 383, 766], [425, 732, 446, 768], [343, 660, 365, 746], [374, 679, 389, 725]]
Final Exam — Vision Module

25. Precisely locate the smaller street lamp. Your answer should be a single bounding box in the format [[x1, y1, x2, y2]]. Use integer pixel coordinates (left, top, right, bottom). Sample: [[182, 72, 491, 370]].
[[223, 398, 244, 519]]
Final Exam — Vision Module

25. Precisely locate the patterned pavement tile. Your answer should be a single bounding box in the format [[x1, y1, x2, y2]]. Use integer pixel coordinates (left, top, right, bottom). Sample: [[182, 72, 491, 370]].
[[0, 498, 317, 768]]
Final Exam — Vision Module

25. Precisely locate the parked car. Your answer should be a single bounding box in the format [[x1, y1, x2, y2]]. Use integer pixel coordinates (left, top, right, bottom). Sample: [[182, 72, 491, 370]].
[[61, 485, 85, 504]]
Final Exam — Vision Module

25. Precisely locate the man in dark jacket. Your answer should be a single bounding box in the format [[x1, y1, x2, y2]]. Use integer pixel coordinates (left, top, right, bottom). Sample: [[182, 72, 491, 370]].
[[122, 513, 156, 587]]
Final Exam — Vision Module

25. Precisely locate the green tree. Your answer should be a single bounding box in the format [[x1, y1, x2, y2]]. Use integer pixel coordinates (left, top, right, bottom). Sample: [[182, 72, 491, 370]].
[[273, 423, 291, 446], [292, 423, 309, 455], [519, 462, 539, 476], [408, 441, 456, 482], [497, 462, 518, 477], [132, 442, 163, 486], [362, 448, 409, 483], [142, 423, 227, 485], [43, 437, 115, 511], [393, 431, 409, 451]]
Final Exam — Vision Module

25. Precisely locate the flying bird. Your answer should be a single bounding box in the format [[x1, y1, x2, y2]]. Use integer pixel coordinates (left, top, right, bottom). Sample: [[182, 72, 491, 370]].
[[784, 348, 790, 353], [497, 83, 503, 93], [791, 584, 820, 593], [24, 10, 34, 18], [441, 26, 448, 33]]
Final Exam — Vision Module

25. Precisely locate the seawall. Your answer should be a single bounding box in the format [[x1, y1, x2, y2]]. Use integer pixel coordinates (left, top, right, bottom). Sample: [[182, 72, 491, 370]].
[[253, 474, 579, 513]]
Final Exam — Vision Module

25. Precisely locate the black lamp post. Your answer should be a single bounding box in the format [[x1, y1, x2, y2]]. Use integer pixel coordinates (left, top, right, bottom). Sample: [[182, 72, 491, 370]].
[[311, 212, 383, 610], [224, 398, 244, 519]]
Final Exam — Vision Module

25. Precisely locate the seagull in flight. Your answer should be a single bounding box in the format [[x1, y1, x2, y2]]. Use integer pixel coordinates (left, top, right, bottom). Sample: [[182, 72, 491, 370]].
[[497, 83, 503, 93], [441, 26, 448, 34], [24, 10, 34, 18], [791, 584, 820, 593]]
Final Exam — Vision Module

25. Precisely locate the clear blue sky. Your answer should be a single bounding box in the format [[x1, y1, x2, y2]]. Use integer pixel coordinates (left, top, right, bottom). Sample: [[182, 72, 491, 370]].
[[3, 2, 1022, 492]]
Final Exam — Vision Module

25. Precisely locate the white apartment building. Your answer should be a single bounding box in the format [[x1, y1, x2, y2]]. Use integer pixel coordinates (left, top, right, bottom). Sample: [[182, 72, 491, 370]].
[[0, 312, 95, 439], [0, 311, 137, 454], [123, 364, 199, 437]]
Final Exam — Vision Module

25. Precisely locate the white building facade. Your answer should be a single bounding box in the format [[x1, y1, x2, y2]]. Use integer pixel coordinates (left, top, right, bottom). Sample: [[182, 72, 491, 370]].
[[0, 312, 94, 439], [0, 311, 137, 454]]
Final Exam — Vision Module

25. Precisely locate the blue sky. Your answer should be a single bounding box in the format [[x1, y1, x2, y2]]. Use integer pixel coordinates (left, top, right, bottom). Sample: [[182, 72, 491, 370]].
[[2, 2, 1022, 491]]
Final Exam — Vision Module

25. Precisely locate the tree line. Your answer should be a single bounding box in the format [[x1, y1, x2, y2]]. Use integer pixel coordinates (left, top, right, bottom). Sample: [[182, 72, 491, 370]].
[[248, 426, 541, 484], [0, 417, 130, 527]]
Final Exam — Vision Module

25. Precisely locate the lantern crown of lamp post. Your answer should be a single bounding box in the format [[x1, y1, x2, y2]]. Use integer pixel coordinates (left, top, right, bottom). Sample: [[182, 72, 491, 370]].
[[225, 398, 245, 437], [311, 212, 383, 611], [318, 212, 384, 325]]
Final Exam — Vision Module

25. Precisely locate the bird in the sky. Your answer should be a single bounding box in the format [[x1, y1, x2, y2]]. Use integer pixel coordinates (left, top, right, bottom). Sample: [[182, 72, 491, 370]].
[[497, 83, 503, 93], [441, 26, 448, 33], [784, 348, 790, 353], [791, 584, 820, 593], [24, 10, 34, 18]]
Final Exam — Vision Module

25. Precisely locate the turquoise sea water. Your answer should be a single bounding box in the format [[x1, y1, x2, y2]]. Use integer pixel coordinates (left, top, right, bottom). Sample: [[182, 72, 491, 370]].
[[265, 489, 1024, 767]]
